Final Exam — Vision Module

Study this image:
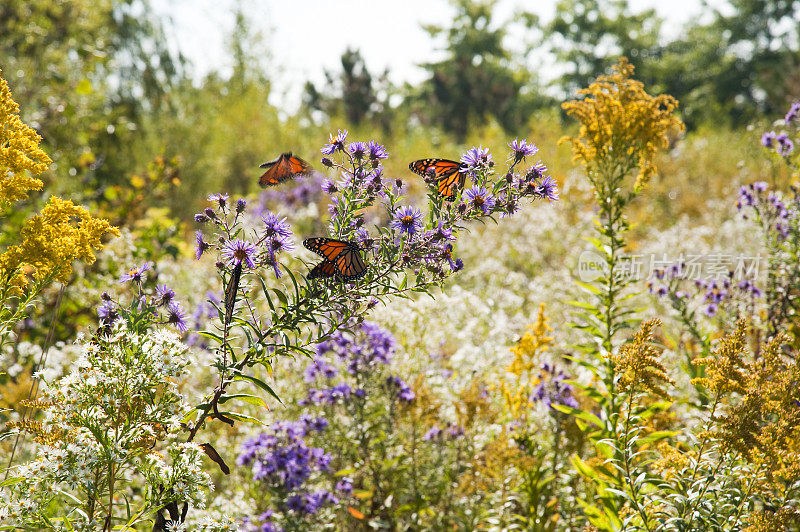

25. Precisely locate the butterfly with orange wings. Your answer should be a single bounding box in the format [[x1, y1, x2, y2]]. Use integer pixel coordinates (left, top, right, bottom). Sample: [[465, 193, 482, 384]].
[[303, 237, 367, 281], [408, 158, 467, 200], [258, 152, 312, 187]]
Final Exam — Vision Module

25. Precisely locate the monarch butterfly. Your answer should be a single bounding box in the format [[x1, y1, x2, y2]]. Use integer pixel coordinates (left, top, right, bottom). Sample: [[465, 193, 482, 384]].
[[258, 152, 312, 187], [408, 158, 466, 200], [303, 237, 367, 281]]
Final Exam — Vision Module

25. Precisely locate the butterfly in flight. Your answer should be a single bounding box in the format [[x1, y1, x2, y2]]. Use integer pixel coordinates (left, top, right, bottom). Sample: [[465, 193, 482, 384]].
[[303, 237, 367, 281], [258, 152, 312, 187], [409, 158, 466, 200]]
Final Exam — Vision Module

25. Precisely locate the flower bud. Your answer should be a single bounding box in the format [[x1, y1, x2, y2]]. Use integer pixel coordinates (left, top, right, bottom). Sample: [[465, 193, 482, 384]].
[[321, 157, 333, 167]]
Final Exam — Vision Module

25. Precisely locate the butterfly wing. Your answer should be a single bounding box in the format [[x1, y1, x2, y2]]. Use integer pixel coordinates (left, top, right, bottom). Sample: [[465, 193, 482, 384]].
[[304, 238, 367, 281], [304, 238, 352, 262], [335, 247, 367, 280], [258, 152, 311, 187], [308, 259, 337, 279], [409, 158, 464, 199]]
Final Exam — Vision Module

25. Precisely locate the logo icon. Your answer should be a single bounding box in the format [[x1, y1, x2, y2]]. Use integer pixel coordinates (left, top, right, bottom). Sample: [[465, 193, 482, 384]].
[[577, 250, 607, 282]]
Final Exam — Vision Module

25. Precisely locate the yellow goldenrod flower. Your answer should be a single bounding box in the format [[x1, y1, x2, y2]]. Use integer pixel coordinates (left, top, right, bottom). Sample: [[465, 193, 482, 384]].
[[691, 320, 748, 396], [560, 58, 684, 192], [0, 196, 120, 289], [611, 318, 674, 397], [0, 69, 51, 206], [508, 303, 553, 376]]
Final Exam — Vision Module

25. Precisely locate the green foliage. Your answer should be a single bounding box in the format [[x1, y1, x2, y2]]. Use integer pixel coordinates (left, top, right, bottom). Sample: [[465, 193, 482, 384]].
[[413, 0, 550, 140], [304, 48, 394, 131]]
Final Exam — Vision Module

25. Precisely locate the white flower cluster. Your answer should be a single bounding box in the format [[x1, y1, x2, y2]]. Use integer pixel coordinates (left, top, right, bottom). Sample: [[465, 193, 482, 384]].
[[0, 321, 225, 529]]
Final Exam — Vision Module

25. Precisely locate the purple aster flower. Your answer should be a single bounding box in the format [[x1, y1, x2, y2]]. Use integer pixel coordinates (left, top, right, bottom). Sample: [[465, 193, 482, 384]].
[[207, 193, 229, 208], [97, 301, 118, 325], [155, 284, 175, 307], [460, 145, 493, 175], [355, 227, 374, 249], [236, 198, 247, 213], [119, 261, 153, 284], [386, 376, 415, 401], [286, 495, 304, 512], [776, 134, 794, 156], [367, 140, 388, 161], [703, 303, 718, 317], [537, 175, 560, 202], [194, 213, 208, 223], [463, 187, 496, 214], [321, 178, 338, 195], [786, 102, 800, 124], [390, 206, 423, 237], [508, 138, 538, 162], [525, 161, 548, 182], [762, 131, 777, 148], [347, 141, 367, 160], [321, 129, 348, 155], [447, 425, 465, 440], [423, 426, 441, 441], [221, 239, 257, 269], [261, 211, 292, 238], [195, 230, 210, 260], [309, 417, 328, 432], [335, 477, 353, 494], [166, 301, 189, 333], [753, 181, 768, 192]]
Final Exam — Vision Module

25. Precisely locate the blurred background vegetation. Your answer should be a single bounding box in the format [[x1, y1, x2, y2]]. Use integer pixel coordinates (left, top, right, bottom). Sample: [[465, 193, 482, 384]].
[[1, 0, 798, 224]]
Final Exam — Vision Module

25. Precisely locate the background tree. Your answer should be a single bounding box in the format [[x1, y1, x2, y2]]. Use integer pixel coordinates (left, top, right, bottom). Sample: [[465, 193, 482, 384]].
[[303, 47, 393, 131], [412, 0, 546, 140], [0, 0, 183, 195]]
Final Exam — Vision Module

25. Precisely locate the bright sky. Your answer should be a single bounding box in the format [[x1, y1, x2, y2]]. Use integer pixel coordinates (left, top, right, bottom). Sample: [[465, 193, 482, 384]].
[[155, 0, 719, 109]]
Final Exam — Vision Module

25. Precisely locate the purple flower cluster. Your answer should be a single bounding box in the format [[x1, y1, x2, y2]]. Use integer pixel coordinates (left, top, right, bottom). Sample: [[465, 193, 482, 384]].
[[238, 419, 336, 514], [422, 423, 465, 441], [761, 131, 794, 156], [386, 375, 415, 402], [257, 171, 326, 211], [737, 181, 797, 240], [195, 195, 295, 279], [301, 383, 360, 405], [301, 322, 412, 405], [762, 104, 799, 157], [101, 268, 190, 334], [649, 260, 762, 318], [460, 145, 494, 177], [314, 321, 396, 375], [786, 102, 800, 124], [531, 362, 578, 409]]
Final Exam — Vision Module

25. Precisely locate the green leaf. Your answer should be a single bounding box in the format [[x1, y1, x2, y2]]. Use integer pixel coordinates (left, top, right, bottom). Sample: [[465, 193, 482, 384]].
[[637, 430, 678, 445], [551, 404, 604, 428], [214, 411, 266, 425], [219, 393, 269, 410], [233, 373, 284, 405], [0, 476, 23, 488]]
